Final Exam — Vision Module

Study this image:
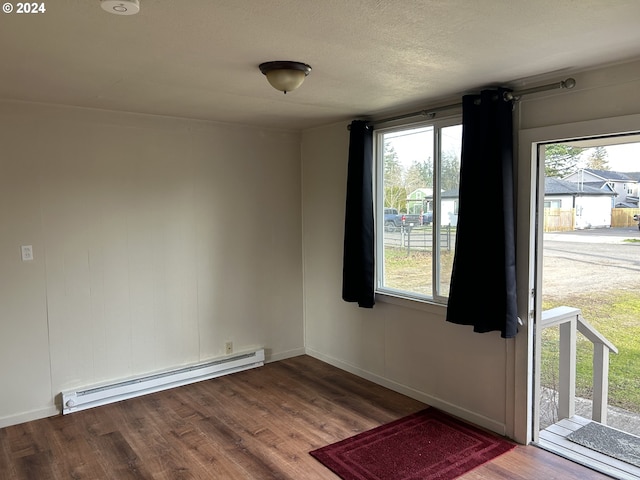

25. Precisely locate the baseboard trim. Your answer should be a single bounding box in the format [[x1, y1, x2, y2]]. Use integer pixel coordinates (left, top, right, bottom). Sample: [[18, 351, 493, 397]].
[[305, 348, 507, 437], [0, 406, 59, 429], [266, 347, 306, 363]]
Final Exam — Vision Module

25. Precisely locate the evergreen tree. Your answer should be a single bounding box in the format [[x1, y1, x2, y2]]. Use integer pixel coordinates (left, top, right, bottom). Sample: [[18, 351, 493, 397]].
[[383, 142, 405, 210], [383, 142, 403, 187], [441, 150, 460, 191], [585, 146, 610, 170], [544, 144, 584, 177]]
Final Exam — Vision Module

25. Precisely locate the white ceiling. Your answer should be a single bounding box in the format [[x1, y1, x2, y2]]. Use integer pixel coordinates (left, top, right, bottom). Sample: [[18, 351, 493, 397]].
[[2, 0, 640, 130]]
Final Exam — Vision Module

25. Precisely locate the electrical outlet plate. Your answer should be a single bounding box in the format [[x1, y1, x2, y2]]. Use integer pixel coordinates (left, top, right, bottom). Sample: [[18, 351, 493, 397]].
[[225, 342, 233, 354], [21, 245, 33, 261]]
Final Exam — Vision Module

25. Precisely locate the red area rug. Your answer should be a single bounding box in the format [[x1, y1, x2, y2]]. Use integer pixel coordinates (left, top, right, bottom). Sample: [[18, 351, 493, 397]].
[[310, 408, 516, 480]]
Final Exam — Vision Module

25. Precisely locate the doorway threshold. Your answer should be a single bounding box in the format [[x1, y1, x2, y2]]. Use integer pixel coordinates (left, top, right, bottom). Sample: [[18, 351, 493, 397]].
[[536, 415, 640, 479]]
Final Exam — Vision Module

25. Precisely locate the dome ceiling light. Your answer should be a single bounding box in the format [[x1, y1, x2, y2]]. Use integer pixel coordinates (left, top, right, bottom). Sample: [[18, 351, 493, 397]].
[[259, 61, 312, 94]]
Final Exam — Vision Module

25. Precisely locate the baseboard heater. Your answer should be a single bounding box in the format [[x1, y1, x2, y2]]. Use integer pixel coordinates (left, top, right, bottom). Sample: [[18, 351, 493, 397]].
[[61, 348, 265, 415]]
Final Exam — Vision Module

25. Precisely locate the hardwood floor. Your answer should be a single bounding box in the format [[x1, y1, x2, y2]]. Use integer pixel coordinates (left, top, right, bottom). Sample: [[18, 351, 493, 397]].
[[0, 355, 613, 479]]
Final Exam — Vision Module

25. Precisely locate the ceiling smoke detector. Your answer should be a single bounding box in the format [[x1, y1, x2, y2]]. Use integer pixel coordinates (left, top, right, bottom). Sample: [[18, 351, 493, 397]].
[[100, 0, 140, 15]]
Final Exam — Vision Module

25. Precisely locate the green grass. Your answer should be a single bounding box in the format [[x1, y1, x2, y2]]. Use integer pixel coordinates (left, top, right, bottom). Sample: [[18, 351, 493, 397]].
[[383, 246, 455, 296], [623, 238, 640, 243], [384, 238, 640, 413], [541, 291, 640, 412]]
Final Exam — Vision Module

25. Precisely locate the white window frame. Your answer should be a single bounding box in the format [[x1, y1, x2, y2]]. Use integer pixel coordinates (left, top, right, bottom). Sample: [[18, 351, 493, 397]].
[[373, 115, 462, 307]]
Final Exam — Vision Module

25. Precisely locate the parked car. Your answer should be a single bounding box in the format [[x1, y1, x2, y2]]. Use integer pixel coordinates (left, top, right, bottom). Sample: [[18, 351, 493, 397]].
[[383, 208, 432, 232], [384, 208, 402, 231], [401, 212, 432, 226]]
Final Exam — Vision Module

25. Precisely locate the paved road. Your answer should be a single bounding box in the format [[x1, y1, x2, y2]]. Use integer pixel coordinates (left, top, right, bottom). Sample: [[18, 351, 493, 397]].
[[542, 228, 640, 297], [545, 226, 640, 243]]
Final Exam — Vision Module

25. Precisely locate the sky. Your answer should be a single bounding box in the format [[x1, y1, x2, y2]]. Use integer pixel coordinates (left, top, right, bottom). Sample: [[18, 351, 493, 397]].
[[384, 125, 462, 167], [387, 128, 640, 173], [591, 143, 640, 172]]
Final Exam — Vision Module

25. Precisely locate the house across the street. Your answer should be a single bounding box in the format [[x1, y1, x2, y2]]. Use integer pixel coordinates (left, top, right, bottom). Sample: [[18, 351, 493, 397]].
[[563, 168, 639, 208], [544, 177, 617, 230]]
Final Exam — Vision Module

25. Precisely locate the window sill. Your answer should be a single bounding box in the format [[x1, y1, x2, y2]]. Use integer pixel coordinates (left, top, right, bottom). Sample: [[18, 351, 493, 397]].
[[375, 292, 447, 315]]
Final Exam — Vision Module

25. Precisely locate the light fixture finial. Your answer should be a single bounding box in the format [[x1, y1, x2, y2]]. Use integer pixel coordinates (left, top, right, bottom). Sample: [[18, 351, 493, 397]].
[[259, 61, 312, 94]]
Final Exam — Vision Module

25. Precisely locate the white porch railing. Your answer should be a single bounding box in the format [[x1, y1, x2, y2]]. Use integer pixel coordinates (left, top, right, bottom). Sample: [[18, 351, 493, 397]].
[[540, 306, 618, 424]]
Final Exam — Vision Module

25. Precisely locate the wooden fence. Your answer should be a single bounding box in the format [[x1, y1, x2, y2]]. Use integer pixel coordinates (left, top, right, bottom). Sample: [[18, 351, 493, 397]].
[[543, 209, 575, 232], [544, 208, 639, 232], [612, 207, 640, 227]]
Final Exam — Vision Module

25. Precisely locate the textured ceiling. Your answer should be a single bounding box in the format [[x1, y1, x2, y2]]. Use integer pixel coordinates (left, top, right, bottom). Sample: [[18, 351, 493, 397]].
[[1, 0, 640, 130]]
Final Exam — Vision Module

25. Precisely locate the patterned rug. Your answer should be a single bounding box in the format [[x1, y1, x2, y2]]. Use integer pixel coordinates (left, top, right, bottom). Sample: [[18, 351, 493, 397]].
[[310, 408, 516, 480]]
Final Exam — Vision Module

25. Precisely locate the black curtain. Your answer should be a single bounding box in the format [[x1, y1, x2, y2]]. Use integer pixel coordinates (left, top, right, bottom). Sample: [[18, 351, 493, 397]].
[[446, 89, 518, 338], [342, 120, 375, 308]]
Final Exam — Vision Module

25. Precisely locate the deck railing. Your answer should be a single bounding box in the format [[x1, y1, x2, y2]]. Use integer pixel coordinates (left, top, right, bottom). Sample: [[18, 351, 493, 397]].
[[540, 306, 618, 424]]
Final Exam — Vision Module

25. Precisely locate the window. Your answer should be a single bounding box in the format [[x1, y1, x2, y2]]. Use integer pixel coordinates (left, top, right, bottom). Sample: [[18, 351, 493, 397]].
[[375, 119, 462, 304]]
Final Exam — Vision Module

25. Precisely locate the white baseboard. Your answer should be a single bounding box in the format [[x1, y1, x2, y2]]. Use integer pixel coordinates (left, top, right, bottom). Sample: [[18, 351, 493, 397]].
[[265, 347, 305, 363], [0, 347, 308, 429], [305, 348, 507, 437], [0, 406, 59, 429]]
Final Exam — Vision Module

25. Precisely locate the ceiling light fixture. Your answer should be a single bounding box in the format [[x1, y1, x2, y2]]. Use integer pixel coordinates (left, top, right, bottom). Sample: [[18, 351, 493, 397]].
[[259, 61, 312, 94], [100, 0, 140, 15]]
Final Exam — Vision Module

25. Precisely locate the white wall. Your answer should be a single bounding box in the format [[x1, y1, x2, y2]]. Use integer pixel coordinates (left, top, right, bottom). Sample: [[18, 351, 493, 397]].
[[3, 57, 639, 436], [0, 101, 304, 427], [301, 123, 509, 434], [301, 57, 640, 439]]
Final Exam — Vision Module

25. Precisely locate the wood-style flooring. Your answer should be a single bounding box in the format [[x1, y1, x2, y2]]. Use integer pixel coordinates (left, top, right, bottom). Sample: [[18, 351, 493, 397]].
[[0, 355, 613, 479]]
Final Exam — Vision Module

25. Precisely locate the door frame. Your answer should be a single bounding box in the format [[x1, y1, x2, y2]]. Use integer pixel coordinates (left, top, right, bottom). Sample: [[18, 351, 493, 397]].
[[511, 113, 640, 445]]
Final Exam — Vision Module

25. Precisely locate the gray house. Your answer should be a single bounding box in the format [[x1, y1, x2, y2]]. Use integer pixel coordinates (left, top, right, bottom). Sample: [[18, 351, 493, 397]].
[[563, 168, 639, 208], [439, 179, 616, 230], [544, 177, 616, 229]]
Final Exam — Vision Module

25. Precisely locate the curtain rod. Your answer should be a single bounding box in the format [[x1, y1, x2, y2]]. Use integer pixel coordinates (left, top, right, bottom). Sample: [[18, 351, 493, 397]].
[[351, 77, 576, 129]]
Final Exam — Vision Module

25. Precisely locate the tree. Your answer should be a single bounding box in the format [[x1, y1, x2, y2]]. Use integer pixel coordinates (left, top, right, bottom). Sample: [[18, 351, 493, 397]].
[[585, 146, 610, 170], [383, 142, 403, 187], [383, 142, 407, 210], [544, 144, 584, 178], [440, 150, 460, 191], [405, 159, 433, 196], [384, 186, 407, 211]]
